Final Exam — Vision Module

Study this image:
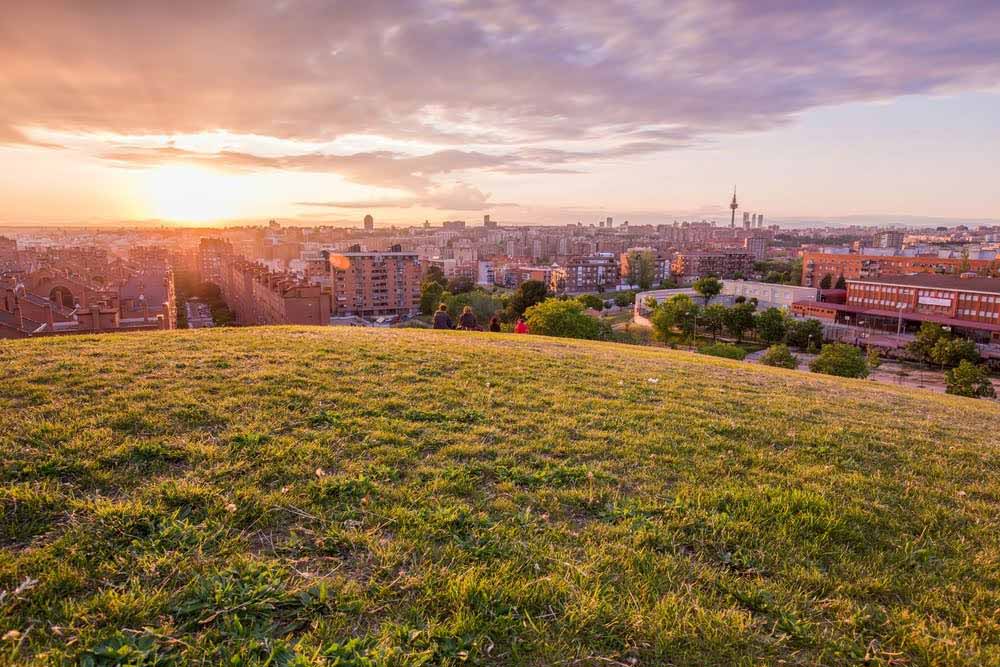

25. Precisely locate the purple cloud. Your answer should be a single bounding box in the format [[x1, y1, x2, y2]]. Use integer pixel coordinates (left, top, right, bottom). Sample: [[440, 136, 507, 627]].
[[2, 0, 999, 209]]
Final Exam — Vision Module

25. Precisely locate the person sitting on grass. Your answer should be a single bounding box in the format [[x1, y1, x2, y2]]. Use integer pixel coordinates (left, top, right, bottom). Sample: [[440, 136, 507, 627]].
[[488, 314, 502, 332], [514, 317, 529, 334], [432, 303, 454, 329], [458, 305, 479, 331]]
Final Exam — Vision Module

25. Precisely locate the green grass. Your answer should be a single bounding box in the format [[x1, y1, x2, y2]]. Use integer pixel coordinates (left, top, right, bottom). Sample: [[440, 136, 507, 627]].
[[1, 326, 999, 666]]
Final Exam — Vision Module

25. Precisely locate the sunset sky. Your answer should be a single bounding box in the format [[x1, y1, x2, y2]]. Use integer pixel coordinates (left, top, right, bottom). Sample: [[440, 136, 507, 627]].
[[2, 1, 999, 227]]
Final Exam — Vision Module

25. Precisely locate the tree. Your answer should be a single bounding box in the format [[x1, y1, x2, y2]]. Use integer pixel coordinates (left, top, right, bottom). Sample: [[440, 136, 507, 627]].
[[785, 318, 824, 351], [834, 275, 847, 290], [959, 248, 972, 273], [523, 299, 602, 340], [658, 277, 678, 289], [506, 280, 548, 320], [723, 302, 756, 343], [419, 282, 444, 315], [764, 270, 785, 284], [819, 273, 833, 290], [650, 294, 700, 343], [446, 275, 475, 294], [761, 344, 798, 369], [909, 322, 980, 368], [614, 291, 636, 308], [626, 250, 657, 290], [945, 361, 996, 399], [788, 258, 803, 286], [866, 346, 882, 370], [809, 343, 869, 378], [693, 275, 723, 305], [907, 322, 947, 362], [929, 337, 980, 369], [700, 303, 728, 341], [576, 294, 604, 311], [754, 308, 787, 345], [423, 265, 447, 290]]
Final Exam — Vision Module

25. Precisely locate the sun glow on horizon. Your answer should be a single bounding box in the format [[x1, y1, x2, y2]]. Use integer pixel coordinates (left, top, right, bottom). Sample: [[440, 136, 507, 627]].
[[143, 164, 244, 223]]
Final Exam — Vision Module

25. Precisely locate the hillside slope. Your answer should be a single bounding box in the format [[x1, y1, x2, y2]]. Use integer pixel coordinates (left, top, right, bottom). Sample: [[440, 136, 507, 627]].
[[2, 327, 999, 666]]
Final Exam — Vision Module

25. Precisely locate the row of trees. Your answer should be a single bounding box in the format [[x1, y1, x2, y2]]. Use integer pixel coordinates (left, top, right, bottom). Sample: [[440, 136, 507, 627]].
[[647, 291, 824, 351], [906, 322, 980, 368], [906, 322, 994, 398], [420, 267, 638, 336], [753, 258, 803, 286], [818, 274, 848, 290]]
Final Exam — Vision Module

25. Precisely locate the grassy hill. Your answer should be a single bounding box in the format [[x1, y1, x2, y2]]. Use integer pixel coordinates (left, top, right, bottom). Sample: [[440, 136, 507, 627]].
[[2, 327, 999, 666]]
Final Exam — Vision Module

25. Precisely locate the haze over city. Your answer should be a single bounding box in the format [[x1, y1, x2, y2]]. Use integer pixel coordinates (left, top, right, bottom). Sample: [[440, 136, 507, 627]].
[[2, 1, 1000, 227]]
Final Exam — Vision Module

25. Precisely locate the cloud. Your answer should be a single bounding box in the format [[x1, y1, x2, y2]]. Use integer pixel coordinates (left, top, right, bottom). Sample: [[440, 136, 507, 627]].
[[2, 0, 1000, 210], [98, 145, 513, 191], [298, 183, 519, 212]]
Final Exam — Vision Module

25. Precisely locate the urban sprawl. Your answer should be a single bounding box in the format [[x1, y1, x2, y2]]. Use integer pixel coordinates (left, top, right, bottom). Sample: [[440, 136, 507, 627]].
[[3, 204, 1000, 381]]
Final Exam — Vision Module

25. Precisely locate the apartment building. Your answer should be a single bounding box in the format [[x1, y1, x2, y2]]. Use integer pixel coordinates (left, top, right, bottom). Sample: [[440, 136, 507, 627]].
[[328, 249, 421, 318], [218, 256, 331, 326], [671, 251, 754, 283], [559, 253, 620, 293]]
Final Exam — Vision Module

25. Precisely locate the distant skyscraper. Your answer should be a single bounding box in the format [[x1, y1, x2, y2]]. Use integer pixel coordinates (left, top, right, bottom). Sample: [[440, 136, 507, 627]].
[[742, 211, 750, 230], [729, 187, 738, 229], [484, 214, 497, 230], [363, 214, 374, 231], [606, 217, 613, 228], [757, 213, 764, 228]]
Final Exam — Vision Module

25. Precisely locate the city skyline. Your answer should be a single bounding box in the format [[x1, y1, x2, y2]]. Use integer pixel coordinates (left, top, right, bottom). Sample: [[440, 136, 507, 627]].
[[2, 2, 1000, 227]]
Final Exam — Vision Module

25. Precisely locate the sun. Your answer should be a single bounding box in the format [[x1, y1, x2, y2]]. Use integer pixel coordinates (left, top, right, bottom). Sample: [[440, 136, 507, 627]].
[[144, 164, 241, 223]]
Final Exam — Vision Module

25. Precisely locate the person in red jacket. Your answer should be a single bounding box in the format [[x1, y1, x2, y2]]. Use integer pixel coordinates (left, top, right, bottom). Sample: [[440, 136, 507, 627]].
[[514, 317, 529, 334]]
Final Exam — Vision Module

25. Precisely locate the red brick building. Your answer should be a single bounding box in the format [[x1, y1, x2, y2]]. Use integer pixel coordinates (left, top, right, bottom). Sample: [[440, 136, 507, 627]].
[[0, 264, 177, 339], [800, 251, 999, 288], [792, 274, 1000, 344], [217, 255, 331, 326]]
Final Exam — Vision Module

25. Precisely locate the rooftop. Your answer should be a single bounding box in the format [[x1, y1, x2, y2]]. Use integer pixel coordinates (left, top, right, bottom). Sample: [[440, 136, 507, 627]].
[[849, 274, 1000, 292]]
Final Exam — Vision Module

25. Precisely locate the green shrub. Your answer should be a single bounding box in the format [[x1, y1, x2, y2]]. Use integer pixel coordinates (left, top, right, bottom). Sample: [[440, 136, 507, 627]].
[[576, 293, 605, 311], [945, 360, 996, 399], [524, 299, 602, 339], [785, 318, 823, 350], [698, 343, 747, 360], [761, 344, 798, 369], [809, 343, 869, 378]]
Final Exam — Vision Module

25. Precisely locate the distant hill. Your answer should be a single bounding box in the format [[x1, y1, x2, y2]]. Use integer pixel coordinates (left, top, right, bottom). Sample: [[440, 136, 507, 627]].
[[2, 327, 998, 665]]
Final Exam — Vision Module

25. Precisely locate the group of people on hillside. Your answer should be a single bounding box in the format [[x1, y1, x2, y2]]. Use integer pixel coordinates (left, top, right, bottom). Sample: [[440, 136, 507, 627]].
[[432, 303, 529, 333]]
